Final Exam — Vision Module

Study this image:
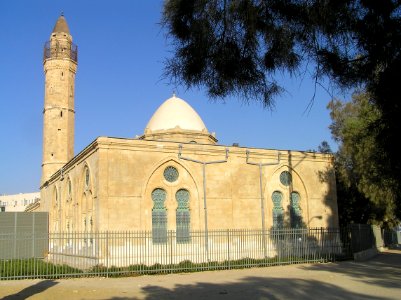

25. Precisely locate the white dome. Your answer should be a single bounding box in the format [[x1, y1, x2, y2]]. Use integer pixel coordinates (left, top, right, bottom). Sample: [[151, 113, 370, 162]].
[[145, 95, 208, 132]]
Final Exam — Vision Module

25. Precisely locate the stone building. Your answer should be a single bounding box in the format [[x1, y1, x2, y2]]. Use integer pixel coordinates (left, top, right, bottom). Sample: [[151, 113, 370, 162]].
[[38, 15, 339, 240]]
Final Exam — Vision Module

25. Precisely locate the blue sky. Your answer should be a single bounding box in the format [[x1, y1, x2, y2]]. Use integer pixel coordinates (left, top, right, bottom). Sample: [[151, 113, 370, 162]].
[[0, 1, 349, 195]]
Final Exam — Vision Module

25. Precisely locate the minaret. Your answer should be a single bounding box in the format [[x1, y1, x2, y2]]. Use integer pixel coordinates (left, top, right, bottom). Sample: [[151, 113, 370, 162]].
[[41, 14, 78, 184]]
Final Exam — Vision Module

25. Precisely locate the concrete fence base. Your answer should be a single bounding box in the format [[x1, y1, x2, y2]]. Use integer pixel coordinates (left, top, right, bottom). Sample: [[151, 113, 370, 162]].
[[353, 248, 379, 261]]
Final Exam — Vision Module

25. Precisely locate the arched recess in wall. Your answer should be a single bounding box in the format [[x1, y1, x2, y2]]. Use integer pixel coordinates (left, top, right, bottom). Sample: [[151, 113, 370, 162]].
[[64, 176, 73, 232], [51, 186, 60, 232], [267, 165, 309, 228], [143, 157, 200, 232], [80, 163, 94, 235]]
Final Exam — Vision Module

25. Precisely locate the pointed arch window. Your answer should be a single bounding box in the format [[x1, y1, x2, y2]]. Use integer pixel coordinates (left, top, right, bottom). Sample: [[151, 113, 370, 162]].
[[272, 191, 284, 229], [52, 187, 59, 232], [53, 187, 59, 210], [152, 188, 167, 244], [67, 178, 72, 200], [176, 189, 190, 243], [290, 192, 303, 228], [84, 167, 90, 189]]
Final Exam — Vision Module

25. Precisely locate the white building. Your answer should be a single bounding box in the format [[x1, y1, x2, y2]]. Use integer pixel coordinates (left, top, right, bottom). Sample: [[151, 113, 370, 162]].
[[0, 192, 40, 212]]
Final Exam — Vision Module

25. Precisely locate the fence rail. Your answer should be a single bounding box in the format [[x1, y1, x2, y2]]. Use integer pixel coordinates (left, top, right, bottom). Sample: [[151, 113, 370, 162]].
[[1, 226, 398, 280]]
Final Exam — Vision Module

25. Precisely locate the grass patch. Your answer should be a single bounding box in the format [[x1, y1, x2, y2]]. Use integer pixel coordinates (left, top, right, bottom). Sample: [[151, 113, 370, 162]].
[[1, 254, 344, 279], [1, 258, 83, 279]]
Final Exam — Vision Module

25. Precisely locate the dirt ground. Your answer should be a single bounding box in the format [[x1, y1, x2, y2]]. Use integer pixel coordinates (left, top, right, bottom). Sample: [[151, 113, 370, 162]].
[[1, 249, 400, 300]]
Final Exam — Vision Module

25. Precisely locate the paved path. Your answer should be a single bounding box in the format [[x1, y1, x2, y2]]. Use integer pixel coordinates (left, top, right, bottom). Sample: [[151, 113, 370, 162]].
[[1, 249, 400, 300]]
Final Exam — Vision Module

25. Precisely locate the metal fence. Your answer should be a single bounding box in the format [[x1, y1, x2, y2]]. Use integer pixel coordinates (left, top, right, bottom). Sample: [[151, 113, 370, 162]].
[[347, 223, 376, 253], [382, 227, 400, 246], [1, 227, 352, 280]]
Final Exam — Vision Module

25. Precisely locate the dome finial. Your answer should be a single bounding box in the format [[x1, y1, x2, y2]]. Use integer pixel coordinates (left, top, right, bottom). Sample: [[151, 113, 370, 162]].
[[61, 11, 64, 16], [172, 91, 176, 98]]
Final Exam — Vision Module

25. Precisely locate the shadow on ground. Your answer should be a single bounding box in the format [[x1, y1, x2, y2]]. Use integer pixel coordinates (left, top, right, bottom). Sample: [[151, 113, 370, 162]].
[[110, 251, 401, 300], [3, 251, 400, 300], [132, 277, 383, 300], [299, 249, 401, 289], [1, 280, 58, 300]]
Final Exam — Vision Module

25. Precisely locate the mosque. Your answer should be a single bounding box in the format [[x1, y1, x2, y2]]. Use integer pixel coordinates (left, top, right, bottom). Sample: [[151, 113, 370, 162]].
[[38, 15, 339, 241]]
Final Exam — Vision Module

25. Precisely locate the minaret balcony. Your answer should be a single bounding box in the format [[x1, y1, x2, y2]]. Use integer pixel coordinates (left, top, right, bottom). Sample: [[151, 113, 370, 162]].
[[43, 41, 78, 63]]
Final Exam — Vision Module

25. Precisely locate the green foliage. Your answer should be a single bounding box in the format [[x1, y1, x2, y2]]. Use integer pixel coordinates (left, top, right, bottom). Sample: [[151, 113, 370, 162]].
[[1, 256, 322, 279], [318, 141, 332, 154], [162, 1, 401, 104], [328, 92, 399, 226], [85, 256, 314, 278], [163, 1, 401, 222], [0, 259, 82, 279]]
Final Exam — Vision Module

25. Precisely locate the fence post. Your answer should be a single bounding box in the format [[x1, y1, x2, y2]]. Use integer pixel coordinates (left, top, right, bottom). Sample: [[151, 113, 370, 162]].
[[169, 230, 173, 272], [13, 212, 17, 258], [227, 229, 230, 270], [106, 231, 109, 278], [32, 213, 35, 257]]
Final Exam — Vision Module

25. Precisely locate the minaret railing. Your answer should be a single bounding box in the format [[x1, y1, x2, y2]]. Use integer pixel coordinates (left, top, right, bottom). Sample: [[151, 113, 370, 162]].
[[43, 41, 78, 62]]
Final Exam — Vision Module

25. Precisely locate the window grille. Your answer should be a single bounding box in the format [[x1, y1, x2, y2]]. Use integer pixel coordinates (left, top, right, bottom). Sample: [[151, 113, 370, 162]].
[[152, 188, 167, 244], [176, 189, 190, 243], [290, 192, 302, 228], [164, 166, 179, 182], [280, 171, 292, 186], [272, 191, 284, 228]]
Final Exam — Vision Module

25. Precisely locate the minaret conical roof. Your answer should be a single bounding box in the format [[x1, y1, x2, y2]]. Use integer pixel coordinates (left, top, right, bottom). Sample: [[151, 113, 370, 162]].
[[52, 14, 70, 34]]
